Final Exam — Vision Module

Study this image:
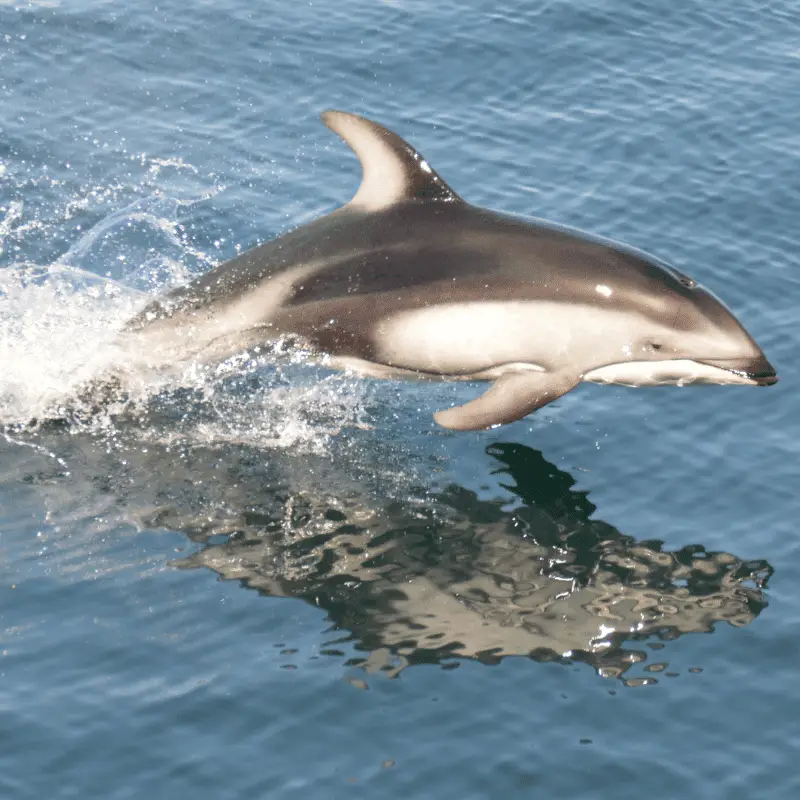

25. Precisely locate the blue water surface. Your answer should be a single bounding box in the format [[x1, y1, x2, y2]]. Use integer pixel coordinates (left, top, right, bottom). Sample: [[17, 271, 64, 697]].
[[1, 0, 799, 797]]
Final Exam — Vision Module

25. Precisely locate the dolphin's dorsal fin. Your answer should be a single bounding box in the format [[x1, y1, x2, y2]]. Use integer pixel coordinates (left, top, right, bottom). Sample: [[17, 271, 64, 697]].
[[322, 110, 461, 211]]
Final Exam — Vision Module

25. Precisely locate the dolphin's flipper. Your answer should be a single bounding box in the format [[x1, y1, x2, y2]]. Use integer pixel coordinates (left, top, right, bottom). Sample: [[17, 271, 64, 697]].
[[321, 110, 462, 210], [434, 371, 580, 431]]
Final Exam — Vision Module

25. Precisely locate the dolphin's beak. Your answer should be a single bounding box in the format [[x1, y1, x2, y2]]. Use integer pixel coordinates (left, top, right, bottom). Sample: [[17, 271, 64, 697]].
[[699, 355, 778, 386]]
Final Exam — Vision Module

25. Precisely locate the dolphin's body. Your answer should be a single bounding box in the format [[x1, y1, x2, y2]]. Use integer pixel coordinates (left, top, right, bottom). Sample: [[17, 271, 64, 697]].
[[122, 110, 777, 429]]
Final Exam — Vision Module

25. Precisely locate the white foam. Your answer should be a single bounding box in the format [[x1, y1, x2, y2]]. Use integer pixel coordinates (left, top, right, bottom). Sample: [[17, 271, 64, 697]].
[[0, 189, 369, 453], [0, 263, 146, 423]]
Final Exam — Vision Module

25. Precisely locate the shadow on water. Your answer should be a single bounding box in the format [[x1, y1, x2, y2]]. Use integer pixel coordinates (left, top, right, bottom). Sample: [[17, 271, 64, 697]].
[[1, 425, 773, 686]]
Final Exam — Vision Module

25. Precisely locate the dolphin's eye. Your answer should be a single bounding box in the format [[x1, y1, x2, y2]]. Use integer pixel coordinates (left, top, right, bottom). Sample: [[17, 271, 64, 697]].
[[648, 342, 663, 352]]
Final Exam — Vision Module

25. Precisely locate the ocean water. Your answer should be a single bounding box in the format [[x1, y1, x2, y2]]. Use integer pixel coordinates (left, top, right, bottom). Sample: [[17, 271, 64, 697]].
[[1, 0, 798, 797]]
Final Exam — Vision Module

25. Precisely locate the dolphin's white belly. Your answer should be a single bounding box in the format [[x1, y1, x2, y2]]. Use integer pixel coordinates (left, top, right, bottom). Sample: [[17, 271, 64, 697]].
[[373, 301, 608, 376]]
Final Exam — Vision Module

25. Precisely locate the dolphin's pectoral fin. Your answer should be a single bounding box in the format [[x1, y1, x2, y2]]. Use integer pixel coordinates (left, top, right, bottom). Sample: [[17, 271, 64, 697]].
[[433, 371, 580, 431], [321, 110, 462, 211]]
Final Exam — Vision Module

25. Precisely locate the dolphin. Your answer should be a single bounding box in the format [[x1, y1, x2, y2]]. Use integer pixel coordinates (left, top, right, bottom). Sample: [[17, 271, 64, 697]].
[[121, 110, 777, 430]]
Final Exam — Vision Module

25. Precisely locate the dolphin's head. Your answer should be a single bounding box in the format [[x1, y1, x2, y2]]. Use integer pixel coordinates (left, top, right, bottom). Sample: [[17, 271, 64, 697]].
[[634, 266, 777, 387], [582, 251, 777, 388]]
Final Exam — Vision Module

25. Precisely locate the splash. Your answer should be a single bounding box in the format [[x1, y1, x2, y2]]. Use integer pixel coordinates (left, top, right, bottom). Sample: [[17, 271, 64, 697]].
[[0, 188, 370, 452], [0, 200, 23, 257], [0, 262, 145, 423]]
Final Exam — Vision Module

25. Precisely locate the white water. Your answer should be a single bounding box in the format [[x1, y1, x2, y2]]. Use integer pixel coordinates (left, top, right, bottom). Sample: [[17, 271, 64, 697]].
[[0, 189, 370, 452]]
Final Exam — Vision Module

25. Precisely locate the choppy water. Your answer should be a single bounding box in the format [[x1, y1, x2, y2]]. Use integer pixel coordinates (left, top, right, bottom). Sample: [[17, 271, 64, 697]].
[[1, 0, 798, 797]]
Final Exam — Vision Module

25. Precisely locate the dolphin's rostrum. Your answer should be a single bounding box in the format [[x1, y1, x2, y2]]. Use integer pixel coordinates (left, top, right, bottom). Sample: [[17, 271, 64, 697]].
[[124, 111, 778, 429]]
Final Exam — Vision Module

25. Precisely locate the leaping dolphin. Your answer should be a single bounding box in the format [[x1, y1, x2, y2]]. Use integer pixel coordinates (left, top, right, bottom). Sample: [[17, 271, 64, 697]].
[[121, 110, 777, 430]]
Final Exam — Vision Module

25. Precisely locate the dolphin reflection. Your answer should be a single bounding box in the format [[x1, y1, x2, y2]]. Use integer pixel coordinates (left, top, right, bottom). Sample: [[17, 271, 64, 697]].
[[170, 442, 772, 683]]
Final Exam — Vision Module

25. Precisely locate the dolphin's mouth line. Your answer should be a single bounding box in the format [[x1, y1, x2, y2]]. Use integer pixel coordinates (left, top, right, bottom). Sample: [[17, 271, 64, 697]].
[[724, 368, 778, 386], [697, 358, 778, 386]]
